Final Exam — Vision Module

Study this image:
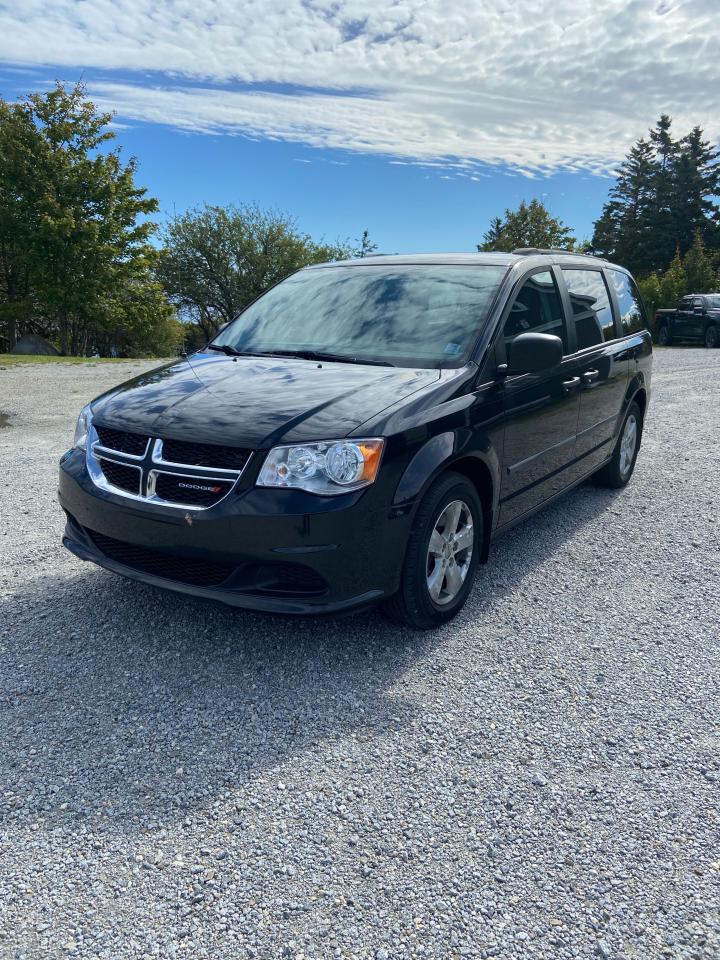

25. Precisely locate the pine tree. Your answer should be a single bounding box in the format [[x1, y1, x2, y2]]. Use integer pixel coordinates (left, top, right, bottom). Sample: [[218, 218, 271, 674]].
[[672, 128, 720, 255], [683, 231, 717, 293], [591, 139, 656, 272], [591, 115, 720, 277], [353, 229, 378, 258], [479, 217, 505, 251]]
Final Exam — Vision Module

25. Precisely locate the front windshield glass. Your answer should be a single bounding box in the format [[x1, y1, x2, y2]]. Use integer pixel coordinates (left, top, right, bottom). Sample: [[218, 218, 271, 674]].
[[211, 264, 507, 368], [705, 295, 720, 309]]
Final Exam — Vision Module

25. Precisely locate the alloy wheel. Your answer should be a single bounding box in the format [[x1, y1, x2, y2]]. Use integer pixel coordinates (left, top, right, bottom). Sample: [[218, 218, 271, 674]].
[[426, 499, 474, 605], [619, 414, 638, 478]]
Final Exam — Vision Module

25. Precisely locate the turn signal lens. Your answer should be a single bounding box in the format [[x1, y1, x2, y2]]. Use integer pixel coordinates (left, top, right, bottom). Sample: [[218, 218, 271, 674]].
[[356, 440, 383, 484], [257, 438, 384, 495]]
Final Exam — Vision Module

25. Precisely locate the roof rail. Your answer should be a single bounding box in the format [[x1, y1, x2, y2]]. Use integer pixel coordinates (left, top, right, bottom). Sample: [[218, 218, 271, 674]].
[[512, 247, 606, 261]]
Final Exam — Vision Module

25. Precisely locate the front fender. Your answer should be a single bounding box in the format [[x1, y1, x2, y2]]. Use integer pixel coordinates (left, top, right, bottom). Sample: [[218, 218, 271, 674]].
[[392, 422, 501, 503], [392, 432, 456, 505], [391, 430, 501, 564]]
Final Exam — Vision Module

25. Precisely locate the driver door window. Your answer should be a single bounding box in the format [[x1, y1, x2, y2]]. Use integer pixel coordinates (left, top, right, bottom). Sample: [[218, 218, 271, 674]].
[[503, 270, 568, 353]]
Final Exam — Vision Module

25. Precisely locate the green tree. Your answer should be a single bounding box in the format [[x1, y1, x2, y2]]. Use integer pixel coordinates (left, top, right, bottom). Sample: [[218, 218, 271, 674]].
[[672, 128, 720, 255], [0, 82, 172, 356], [683, 231, 717, 293], [0, 98, 38, 350], [636, 272, 662, 326], [353, 229, 378, 258], [659, 249, 688, 306], [646, 114, 678, 271], [592, 115, 720, 276], [157, 204, 352, 341], [478, 199, 575, 252], [591, 138, 656, 273]]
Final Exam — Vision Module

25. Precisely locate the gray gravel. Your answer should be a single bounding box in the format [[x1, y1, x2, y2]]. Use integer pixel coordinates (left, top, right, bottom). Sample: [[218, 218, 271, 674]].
[[0, 348, 719, 960]]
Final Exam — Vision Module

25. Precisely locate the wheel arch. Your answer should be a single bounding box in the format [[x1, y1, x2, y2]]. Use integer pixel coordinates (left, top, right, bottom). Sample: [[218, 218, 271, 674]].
[[633, 386, 647, 419], [392, 432, 499, 565]]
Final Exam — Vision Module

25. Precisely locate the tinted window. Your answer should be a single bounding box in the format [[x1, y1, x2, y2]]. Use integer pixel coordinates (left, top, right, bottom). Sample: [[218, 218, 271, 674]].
[[562, 269, 615, 348], [503, 270, 567, 351], [214, 264, 507, 369], [608, 270, 646, 335]]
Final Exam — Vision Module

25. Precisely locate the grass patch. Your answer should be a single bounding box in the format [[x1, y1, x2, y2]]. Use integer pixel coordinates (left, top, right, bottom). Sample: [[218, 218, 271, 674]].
[[0, 354, 158, 366]]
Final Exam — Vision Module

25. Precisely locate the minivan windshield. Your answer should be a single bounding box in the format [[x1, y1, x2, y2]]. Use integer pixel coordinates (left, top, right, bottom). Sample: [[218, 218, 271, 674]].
[[211, 264, 507, 368]]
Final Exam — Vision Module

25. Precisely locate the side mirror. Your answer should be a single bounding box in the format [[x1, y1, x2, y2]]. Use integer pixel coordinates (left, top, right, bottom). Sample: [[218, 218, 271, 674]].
[[505, 332, 563, 375]]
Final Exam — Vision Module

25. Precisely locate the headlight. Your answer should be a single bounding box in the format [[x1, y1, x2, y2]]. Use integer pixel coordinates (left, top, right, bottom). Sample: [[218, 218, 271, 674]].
[[257, 439, 384, 495], [73, 404, 93, 450]]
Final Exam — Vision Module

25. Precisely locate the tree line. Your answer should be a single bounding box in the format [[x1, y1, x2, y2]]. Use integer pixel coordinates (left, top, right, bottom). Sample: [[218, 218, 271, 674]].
[[1, 84, 718, 357], [480, 117, 720, 319]]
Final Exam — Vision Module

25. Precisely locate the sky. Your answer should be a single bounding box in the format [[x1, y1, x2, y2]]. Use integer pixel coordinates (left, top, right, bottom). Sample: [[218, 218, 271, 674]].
[[1, 0, 718, 253]]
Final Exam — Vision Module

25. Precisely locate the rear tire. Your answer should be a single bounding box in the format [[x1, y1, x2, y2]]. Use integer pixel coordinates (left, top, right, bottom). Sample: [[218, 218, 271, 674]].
[[658, 323, 672, 346], [382, 472, 482, 630], [593, 402, 643, 489], [705, 324, 718, 348]]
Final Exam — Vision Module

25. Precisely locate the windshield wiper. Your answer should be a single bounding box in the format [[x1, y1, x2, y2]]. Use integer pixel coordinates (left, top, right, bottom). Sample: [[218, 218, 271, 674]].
[[209, 343, 395, 366], [207, 343, 245, 356], [207, 344, 275, 358], [267, 349, 395, 367]]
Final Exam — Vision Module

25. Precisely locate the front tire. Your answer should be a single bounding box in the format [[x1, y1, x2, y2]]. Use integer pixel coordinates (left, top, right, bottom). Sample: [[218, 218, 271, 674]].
[[705, 324, 718, 348], [593, 402, 643, 489], [382, 472, 482, 629]]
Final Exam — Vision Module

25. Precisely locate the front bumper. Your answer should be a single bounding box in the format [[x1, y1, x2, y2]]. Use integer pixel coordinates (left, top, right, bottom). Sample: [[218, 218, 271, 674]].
[[59, 448, 412, 615]]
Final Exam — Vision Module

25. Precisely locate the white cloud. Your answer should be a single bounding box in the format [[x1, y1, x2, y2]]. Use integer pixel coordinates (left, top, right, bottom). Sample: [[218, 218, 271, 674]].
[[1, 0, 718, 174]]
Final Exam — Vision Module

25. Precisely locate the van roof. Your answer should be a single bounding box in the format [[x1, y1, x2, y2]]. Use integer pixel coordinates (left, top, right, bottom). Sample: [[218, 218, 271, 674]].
[[311, 250, 626, 271]]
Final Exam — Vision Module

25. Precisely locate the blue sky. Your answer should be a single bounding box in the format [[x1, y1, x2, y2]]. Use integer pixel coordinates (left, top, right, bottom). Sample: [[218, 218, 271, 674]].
[[0, 1, 716, 254]]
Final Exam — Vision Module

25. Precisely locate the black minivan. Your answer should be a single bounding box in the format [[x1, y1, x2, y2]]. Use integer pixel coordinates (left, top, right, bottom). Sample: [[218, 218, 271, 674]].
[[59, 250, 652, 628]]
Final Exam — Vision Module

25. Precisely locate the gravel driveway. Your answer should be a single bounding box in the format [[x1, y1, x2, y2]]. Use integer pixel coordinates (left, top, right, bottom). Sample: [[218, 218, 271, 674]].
[[1, 349, 718, 960]]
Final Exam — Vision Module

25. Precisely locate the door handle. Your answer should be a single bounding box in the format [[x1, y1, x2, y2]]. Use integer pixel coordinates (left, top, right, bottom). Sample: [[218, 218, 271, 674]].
[[582, 369, 600, 384], [562, 376, 581, 393]]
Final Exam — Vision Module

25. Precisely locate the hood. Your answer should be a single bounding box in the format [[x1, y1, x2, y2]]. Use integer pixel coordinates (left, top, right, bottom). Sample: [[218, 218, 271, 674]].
[[91, 351, 442, 447]]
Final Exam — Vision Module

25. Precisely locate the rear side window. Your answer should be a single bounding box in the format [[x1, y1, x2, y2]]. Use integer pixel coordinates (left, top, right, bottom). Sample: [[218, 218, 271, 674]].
[[562, 268, 615, 349], [608, 270, 647, 334], [503, 270, 567, 351]]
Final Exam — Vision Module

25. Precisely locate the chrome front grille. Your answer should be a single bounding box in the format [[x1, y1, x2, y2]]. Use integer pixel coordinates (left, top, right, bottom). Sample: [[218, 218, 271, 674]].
[[98, 458, 142, 495], [95, 426, 150, 458], [158, 437, 251, 471], [87, 424, 252, 510]]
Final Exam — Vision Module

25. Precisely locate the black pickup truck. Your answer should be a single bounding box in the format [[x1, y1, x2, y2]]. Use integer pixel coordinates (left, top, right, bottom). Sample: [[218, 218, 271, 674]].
[[655, 294, 720, 348]]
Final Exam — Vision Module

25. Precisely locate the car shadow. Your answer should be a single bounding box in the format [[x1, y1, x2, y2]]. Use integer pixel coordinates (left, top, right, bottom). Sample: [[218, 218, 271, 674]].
[[0, 480, 622, 836]]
